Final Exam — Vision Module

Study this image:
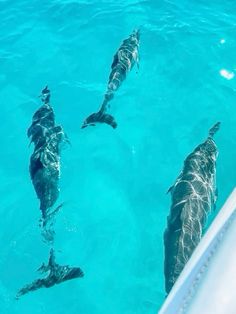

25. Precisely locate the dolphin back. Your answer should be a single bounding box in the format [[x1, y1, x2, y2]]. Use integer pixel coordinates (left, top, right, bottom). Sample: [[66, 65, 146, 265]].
[[164, 123, 220, 294]]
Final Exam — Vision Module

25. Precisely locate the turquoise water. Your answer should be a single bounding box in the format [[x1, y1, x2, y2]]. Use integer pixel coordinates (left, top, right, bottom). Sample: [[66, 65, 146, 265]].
[[0, 0, 236, 313]]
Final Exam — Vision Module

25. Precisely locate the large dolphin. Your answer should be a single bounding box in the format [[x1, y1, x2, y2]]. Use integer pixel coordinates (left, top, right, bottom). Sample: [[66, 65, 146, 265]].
[[16, 249, 84, 298], [164, 122, 220, 294], [28, 87, 67, 239], [82, 29, 140, 129]]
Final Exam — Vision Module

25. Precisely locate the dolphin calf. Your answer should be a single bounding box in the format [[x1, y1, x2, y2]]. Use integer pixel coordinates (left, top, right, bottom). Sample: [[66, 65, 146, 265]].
[[16, 249, 84, 298], [28, 87, 67, 239], [82, 29, 140, 129], [164, 122, 220, 294]]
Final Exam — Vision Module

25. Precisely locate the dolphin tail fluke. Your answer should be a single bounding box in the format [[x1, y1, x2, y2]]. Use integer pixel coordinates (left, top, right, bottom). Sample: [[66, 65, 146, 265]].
[[81, 110, 117, 129], [208, 122, 221, 138], [46, 248, 84, 280], [16, 249, 84, 299]]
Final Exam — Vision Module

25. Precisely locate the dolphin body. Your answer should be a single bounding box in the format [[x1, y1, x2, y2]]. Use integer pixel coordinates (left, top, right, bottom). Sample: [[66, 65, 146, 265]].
[[164, 122, 220, 294], [16, 249, 84, 298], [82, 29, 140, 129], [28, 87, 67, 237]]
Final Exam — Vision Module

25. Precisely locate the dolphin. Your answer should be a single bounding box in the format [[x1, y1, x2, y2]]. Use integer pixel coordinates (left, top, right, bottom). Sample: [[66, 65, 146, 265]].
[[82, 29, 140, 129], [16, 249, 84, 298], [28, 87, 67, 239], [164, 122, 220, 294]]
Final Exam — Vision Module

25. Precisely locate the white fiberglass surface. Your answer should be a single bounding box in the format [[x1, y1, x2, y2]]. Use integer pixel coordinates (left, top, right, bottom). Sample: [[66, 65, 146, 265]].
[[159, 188, 236, 314]]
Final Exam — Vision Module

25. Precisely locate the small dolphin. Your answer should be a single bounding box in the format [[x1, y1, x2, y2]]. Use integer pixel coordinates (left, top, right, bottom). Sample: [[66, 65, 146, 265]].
[[28, 87, 67, 239], [82, 29, 140, 129], [16, 249, 84, 298], [164, 122, 220, 294]]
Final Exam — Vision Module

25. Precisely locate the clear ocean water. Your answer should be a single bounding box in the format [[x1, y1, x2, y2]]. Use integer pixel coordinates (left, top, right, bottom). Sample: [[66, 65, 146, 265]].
[[0, 0, 236, 313]]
